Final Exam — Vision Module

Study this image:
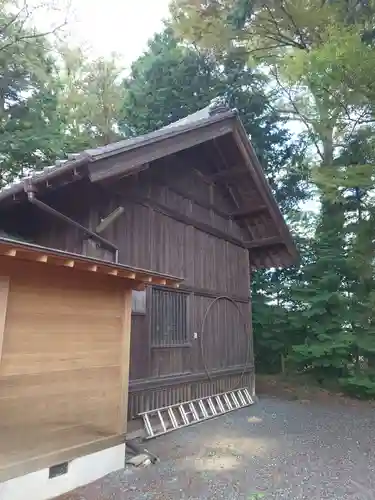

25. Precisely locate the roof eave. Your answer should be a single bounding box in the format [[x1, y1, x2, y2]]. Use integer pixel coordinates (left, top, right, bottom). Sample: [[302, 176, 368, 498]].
[[0, 154, 91, 204], [0, 236, 184, 287], [0, 111, 238, 205], [232, 119, 299, 267], [87, 113, 238, 183]]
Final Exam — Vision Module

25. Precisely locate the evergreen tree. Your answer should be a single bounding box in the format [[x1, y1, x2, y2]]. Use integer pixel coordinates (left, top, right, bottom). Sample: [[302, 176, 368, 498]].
[[120, 26, 308, 212]]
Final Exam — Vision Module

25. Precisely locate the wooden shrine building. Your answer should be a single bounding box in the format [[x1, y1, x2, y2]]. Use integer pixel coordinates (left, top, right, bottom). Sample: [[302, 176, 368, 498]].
[[0, 102, 297, 428], [0, 237, 182, 500]]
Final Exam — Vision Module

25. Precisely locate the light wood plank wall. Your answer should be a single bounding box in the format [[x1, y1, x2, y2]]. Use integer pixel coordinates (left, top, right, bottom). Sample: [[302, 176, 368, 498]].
[[0, 258, 127, 436]]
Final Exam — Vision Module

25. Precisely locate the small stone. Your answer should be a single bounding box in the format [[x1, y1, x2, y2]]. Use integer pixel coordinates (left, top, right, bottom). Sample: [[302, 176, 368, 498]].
[[127, 453, 152, 467]]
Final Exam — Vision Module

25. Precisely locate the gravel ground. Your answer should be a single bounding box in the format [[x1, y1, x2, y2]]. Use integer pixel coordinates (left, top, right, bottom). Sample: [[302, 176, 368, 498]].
[[60, 397, 375, 500]]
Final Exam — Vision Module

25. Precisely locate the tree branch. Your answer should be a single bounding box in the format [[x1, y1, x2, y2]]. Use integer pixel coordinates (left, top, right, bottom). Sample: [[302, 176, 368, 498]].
[[0, 0, 27, 35], [258, 4, 307, 50], [278, 0, 310, 50], [0, 0, 70, 53], [269, 66, 324, 161]]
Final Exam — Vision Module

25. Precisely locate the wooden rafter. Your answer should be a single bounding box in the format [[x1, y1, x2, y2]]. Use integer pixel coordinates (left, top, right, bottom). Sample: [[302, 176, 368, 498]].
[[245, 236, 283, 249], [0, 239, 183, 289], [161, 157, 267, 224], [124, 194, 246, 249], [210, 139, 255, 241], [159, 179, 232, 220], [95, 206, 125, 234], [205, 166, 249, 181], [230, 205, 268, 219]]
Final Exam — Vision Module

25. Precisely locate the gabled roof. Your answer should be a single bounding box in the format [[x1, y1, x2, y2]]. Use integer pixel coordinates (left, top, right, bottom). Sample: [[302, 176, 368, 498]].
[[0, 107, 235, 201], [0, 101, 298, 269]]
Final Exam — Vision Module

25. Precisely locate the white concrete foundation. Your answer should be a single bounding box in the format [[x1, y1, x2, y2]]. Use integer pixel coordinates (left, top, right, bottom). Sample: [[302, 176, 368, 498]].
[[0, 443, 126, 500]]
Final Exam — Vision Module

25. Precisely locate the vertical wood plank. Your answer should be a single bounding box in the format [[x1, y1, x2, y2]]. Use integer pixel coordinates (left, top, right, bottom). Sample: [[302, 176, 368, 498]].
[[0, 276, 10, 363], [119, 288, 132, 434]]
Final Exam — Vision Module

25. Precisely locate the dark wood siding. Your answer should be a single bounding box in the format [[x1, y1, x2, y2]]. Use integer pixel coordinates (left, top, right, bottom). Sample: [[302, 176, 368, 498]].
[[129, 314, 149, 381], [5, 154, 254, 416]]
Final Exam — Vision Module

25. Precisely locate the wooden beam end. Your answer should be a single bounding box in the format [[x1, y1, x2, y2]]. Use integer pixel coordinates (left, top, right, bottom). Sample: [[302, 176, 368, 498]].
[[245, 236, 283, 250], [5, 249, 17, 257], [36, 255, 48, 263]]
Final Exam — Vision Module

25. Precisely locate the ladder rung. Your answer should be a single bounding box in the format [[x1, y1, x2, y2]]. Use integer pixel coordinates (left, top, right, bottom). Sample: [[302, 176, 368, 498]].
[[243, 388, 253, 404], [223, 393, 233, 410], [237, 390, 246, 406], [207, 397, 217, 415], [168, 407, 179, 428], [157, 410, 167, 432], [198, 399, 209, 418], [178, 405, 189, 425], [215, 395, 225, 413], [143, 413, 154, 437], [189, 402, 199, 421], [140, 387, 255, 439], [230, 391, 240, 408]]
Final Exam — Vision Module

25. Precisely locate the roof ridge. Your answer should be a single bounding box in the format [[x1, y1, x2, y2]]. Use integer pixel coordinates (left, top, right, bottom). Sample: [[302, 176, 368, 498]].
[[0, 104, 236, 201]]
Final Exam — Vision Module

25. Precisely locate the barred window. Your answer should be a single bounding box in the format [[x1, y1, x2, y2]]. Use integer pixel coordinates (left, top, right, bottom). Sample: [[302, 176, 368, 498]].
[[151, 288, 188, 346]]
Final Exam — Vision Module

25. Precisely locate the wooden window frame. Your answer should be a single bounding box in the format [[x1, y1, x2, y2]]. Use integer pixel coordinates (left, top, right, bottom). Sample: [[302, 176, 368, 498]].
[[150, 286, 189, 348], [131, 289, 146, 315]]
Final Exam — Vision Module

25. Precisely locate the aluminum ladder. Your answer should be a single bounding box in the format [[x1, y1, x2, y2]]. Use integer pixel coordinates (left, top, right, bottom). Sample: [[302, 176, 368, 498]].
[[139, 387, 254, 439]]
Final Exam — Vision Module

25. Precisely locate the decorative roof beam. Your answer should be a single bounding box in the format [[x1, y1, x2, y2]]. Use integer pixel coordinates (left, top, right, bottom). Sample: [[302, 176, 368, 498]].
[[36, 255, 48, 263], [4, 249, 17, 257], [230, 205, 268, 219], [205, 166, 249, 181], [95, 206, 125, 234], [245, 236, 283, 249]]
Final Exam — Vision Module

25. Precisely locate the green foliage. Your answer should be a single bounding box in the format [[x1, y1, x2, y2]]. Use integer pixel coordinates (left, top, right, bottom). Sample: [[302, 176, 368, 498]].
[[172, 0, 375, 169], [0, 2, 58, 185], [55, 47, 126, 147], [172, 0, 375, 398], [120, 26, 308, 214], [120, 27, 217, 135], [339, 374, 375, 399], [0, 0, 127, 186]]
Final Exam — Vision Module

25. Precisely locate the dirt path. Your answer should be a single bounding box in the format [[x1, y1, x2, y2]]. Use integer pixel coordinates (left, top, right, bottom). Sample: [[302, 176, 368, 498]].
[[60, 396, 375, 499]]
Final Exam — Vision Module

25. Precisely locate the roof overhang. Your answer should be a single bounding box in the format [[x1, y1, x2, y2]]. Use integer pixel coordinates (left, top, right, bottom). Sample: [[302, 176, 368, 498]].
[[0, 237, 183, 289], [232, 119, 298, 268], [0, 109, 298, 269], [87, 113, 237, 182]]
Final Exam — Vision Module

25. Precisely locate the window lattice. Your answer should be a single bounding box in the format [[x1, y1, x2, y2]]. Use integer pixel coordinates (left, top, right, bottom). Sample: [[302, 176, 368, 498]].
[[151, 288, 188, 346]]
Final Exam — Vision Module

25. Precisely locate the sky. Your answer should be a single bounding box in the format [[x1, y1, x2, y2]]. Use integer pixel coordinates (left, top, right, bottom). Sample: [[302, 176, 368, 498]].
[[37, 0, 171, 66]]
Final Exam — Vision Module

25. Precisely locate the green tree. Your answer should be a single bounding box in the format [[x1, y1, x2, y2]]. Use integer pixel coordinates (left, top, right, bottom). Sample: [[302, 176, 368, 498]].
[[0, 15, 55, 183], [56, 47, 126, 148], [171, 0, 375, 388], [120, 26, 308, 211], [0, 0, 70, 185], [253, 215, 316, 373]]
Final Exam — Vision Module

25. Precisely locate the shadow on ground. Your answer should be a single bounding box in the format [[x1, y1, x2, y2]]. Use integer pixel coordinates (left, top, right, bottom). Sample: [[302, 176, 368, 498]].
[[60, 397, 375, 500]]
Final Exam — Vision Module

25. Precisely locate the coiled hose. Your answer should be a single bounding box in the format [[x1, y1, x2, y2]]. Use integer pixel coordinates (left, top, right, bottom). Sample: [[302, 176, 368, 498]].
[[199, 295, 253, 392]]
